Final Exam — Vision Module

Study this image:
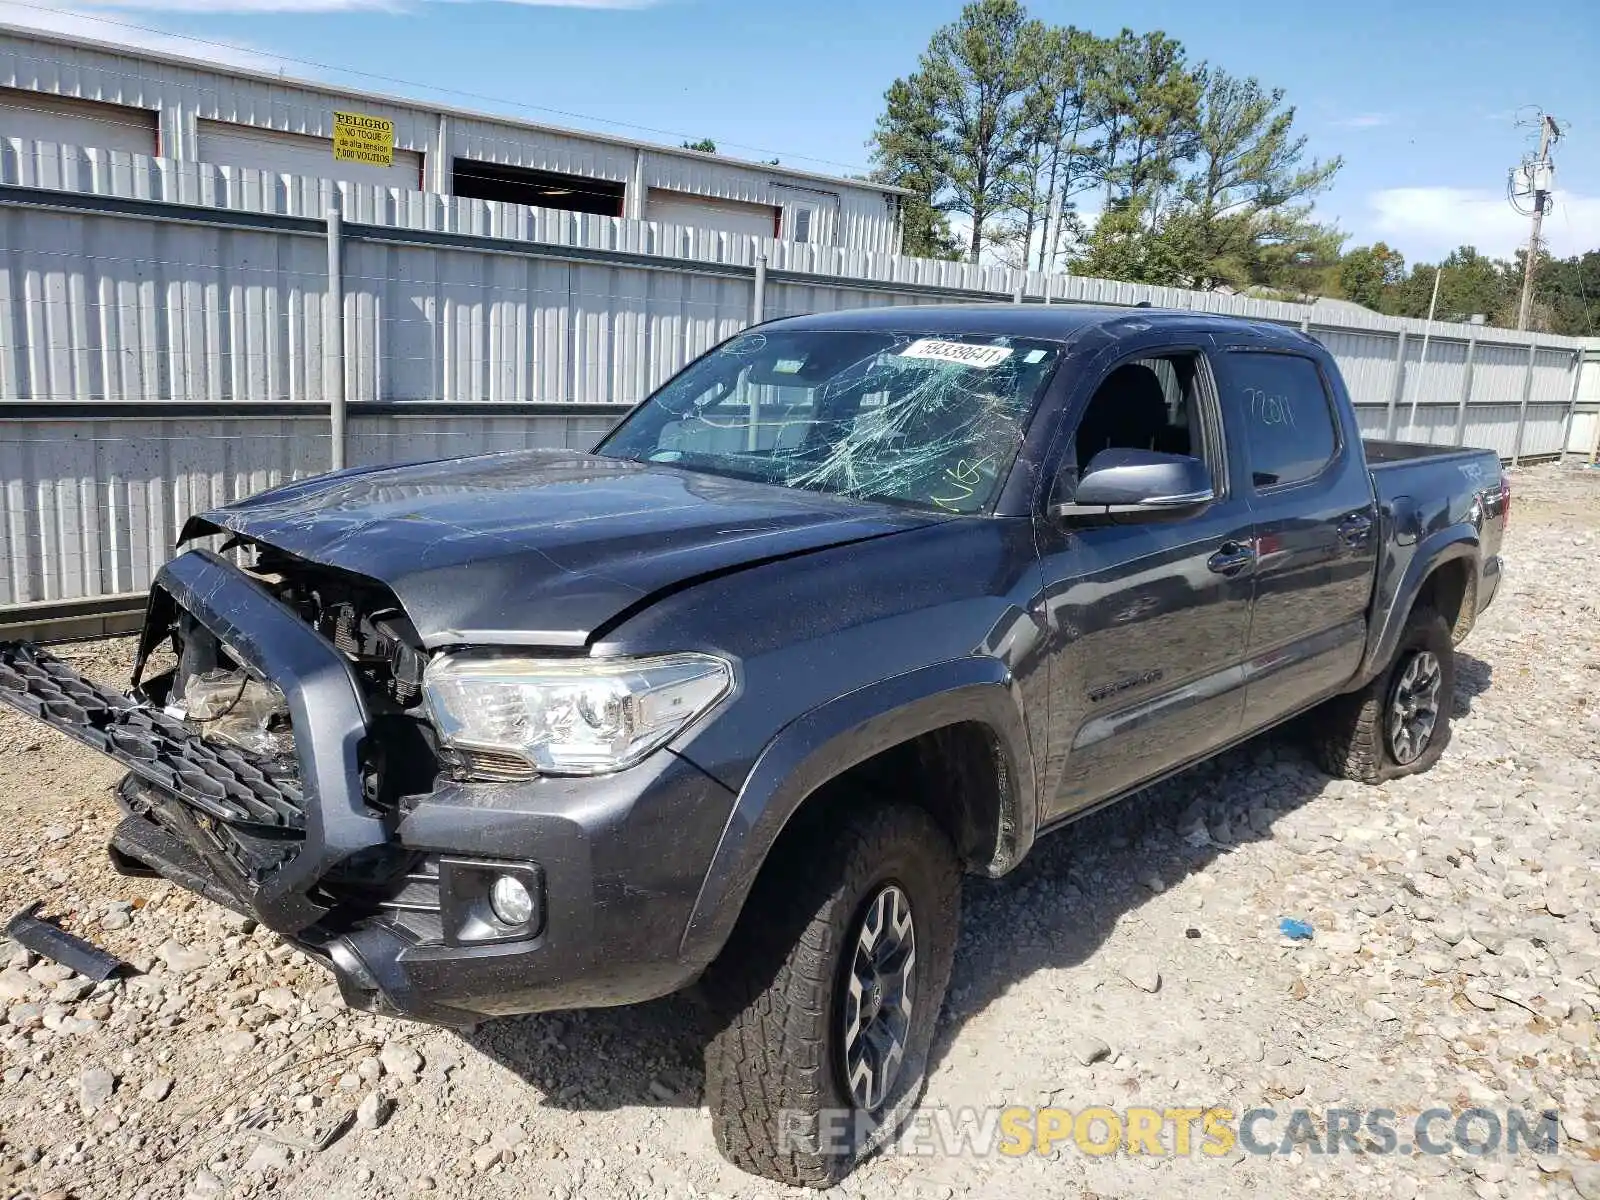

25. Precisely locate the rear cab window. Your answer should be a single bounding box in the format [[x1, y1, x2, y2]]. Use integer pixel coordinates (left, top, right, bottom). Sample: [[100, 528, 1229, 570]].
[[1227, 352, 1341, 489]]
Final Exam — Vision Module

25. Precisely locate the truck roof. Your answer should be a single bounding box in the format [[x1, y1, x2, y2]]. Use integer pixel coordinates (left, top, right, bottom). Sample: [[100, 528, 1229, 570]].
[[771, 303, 1313, 348]]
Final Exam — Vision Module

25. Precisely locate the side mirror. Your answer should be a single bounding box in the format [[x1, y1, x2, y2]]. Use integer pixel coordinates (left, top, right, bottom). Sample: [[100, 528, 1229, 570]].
[[1051, 448, 1214, 519]]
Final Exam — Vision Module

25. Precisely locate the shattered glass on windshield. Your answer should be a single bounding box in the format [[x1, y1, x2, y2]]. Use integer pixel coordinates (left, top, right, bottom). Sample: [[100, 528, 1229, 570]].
[[596, 329, 1062, 514]]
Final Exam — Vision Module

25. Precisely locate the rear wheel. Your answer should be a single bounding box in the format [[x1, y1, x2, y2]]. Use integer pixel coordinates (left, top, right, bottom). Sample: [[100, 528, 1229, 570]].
[[702, 802, 959, 1187], [1313, 606, 1455, 783]]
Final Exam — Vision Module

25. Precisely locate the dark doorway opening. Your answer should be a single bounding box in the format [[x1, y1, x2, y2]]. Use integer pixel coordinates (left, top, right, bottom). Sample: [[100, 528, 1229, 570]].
[[452, 159, 625, 217]]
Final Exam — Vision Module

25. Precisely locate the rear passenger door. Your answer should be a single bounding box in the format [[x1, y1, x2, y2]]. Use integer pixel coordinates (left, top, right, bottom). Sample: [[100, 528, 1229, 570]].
[[1219, 349, 1379, 730]]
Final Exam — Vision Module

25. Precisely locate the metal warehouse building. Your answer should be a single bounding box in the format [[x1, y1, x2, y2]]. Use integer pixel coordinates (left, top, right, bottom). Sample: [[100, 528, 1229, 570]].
[[0, 24, 907, 253]]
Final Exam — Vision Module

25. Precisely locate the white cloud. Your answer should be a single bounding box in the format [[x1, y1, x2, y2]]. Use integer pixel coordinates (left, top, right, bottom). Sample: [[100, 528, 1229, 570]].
[[4, 0, 650, 16], [1366, 185, 1600, 261], [0, 0, 654, 71], [65, 0, 406, 10], [1331, 112, 1392, 129], [0, 2, 278, 65]]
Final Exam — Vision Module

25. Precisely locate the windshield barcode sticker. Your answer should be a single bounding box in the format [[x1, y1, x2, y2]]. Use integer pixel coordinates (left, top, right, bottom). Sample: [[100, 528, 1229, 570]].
[[897, 339, 1014, 369]]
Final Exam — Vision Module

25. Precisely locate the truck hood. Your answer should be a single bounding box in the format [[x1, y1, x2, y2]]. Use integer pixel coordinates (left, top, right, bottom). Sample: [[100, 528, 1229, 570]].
[[183, 449, 937, 650]]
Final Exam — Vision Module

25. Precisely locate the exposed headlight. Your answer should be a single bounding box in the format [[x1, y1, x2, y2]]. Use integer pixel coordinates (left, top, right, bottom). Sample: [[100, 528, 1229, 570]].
[[423, 652, 733, 778]]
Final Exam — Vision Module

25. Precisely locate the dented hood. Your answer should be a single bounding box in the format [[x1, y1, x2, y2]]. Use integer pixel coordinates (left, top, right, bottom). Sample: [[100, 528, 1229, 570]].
[[183, 449, 936, 649]]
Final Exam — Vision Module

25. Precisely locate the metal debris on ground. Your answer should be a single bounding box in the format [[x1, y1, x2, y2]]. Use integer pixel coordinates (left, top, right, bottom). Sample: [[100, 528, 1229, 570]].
[[5, 901, 128, 981]]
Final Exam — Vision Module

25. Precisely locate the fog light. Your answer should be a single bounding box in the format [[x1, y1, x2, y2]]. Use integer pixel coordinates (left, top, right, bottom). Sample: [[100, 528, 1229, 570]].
[[489, 874, 535, 926], [439, 857, 544, 946]]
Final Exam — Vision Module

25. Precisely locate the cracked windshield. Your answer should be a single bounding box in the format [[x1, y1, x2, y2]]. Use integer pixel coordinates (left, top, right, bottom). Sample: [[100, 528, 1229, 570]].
[[598, 329, 1061, 513]]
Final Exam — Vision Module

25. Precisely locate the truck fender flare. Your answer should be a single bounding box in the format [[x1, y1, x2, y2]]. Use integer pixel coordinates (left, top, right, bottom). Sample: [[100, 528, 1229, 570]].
[[1358, 525, 1479, 684], [677, 657, 1036, 967]]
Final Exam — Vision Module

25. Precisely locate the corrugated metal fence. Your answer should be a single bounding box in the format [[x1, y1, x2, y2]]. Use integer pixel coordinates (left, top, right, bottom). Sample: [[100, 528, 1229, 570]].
[[1566, 344, 1600, 462], [0, 138, 1589, 626]]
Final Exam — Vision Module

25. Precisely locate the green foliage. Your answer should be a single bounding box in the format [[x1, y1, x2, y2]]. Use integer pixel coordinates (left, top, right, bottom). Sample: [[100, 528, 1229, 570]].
[[1180, 68, 1342, 291], [870, 4, 1343, 291], [870, 0, 1047, 263], [1536, 250, 1600, 336], [680, 139, 717, 154], [1089, 29, 1203, 204], [872, 75, 965, 259], [1333, 243, 1598, 335], [1403, 248, 1510, 323], [1338, 243, 1406, 309], [1077, 196, 1200, 286], [869, 1, 1600, 320]]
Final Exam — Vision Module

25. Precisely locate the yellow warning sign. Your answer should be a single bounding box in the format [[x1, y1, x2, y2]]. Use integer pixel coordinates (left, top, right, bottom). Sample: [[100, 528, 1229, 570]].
[[332, 111, 395, 167]]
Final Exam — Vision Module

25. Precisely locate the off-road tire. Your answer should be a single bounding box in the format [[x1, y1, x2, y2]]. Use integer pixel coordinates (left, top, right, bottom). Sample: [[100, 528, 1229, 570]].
[[702, 802, 960, 1188], [1313, 606, 1455, 783]]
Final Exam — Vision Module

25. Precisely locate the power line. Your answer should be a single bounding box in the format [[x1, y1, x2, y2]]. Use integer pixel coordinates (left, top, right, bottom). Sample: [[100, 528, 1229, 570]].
[[0, 1, 878, 178]]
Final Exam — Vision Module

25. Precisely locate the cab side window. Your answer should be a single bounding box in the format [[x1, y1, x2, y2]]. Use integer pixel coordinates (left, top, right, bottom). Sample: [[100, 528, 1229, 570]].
[[1072, 353, 1212, 473], [1231, 353, 1339, 488]]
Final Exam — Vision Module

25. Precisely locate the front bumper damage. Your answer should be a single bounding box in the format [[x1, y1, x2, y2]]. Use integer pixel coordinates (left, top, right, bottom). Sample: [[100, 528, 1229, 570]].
[[0, 550, 728, 1027]]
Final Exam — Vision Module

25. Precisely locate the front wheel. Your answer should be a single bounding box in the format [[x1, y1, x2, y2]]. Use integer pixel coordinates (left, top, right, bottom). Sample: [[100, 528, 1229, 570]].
[[1313, 606, 1455, 783], [702, 802, 959, 1187]]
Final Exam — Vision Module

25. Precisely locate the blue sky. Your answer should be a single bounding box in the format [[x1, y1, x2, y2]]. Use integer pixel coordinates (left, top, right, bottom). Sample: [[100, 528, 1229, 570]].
[[6, 0, 1597, 265]]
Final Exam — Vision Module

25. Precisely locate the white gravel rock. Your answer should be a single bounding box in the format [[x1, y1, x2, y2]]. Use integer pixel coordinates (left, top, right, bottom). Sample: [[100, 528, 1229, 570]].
[[140, 1075, 173, 1102], [51, 977, 94, 1004], [1363, 999, 1400, 1022], [78, 1065, 115, 1112], [356, 1092, 391, 1130], [188, 1169, 226, 1197], [379, 1040, 423, 1080], [27, 960, 73, 985], [256, 986, 298, 1015], [1070, 1035, 1111, 1066], [244, 1140, 293, 1174], [158, 939, 210, 976], [470, 1143, 502, 1172], [1121, 954, 1161, 993], [0, 969, 37, 1002]]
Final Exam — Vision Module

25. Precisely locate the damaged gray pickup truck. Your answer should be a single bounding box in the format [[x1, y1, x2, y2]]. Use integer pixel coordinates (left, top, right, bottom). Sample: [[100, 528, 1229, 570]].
[[0, 305, 1509, 1186]]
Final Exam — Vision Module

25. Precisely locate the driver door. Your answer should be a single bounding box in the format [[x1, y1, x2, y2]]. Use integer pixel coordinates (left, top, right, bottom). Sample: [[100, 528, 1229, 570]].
[[1036, 347, 1257, 822]]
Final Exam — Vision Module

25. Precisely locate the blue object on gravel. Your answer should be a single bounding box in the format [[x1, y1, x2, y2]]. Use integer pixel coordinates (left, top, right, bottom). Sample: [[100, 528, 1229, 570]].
[[1279, 917, 1315, 941]]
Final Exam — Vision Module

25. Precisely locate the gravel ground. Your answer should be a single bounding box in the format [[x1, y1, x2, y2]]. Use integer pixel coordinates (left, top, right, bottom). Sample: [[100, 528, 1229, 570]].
[[2, 463, 1599, 1200]]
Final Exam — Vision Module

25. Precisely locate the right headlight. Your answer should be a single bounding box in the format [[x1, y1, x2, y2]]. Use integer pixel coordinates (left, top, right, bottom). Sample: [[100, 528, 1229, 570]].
[[423, 652, 733, 779]]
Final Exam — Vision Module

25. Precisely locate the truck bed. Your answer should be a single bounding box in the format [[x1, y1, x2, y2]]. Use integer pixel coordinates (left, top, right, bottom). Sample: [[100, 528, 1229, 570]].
[[1360, 438, 1508, 651], [1363, 438, 1494, 468], [1363, 440, 1505, 533]]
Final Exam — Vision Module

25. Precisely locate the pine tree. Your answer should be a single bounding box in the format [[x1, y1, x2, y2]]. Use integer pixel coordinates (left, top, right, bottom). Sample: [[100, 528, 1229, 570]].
[[870, 0, 1047, 263]]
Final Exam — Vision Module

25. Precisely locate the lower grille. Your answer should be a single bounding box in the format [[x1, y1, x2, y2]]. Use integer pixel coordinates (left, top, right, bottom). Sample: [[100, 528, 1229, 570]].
[[204, 818, 302, 880], [317, 860, 444, 945], [117, 776, 301, 887], [0, 644, 306, 833]]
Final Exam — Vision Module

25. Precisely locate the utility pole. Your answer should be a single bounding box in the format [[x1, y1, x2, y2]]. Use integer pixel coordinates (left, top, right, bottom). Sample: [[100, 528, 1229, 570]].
[[1512, 113, 1560, 331], [1406, 264, 1444, 433]]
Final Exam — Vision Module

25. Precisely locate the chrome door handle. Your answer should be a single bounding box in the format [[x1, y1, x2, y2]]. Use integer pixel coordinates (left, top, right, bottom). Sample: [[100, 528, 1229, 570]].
[[1207, 541, 1257, 576]]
